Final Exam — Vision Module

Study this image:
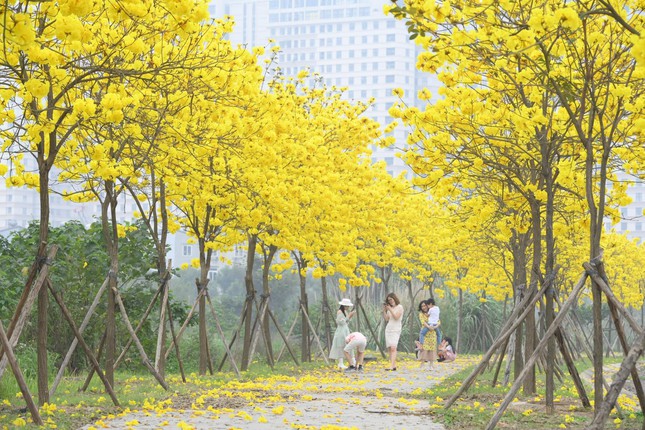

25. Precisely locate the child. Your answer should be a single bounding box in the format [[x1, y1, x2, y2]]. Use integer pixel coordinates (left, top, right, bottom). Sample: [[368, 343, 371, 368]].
[[438, 337, 456, 362], [418, 298, 441, 346]]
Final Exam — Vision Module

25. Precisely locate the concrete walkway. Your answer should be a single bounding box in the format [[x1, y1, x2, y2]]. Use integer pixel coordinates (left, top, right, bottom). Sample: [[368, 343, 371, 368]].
[[79, 356, 474, 430]]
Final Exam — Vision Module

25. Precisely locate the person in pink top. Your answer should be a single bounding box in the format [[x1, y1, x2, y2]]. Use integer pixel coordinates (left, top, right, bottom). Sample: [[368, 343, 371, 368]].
[[343, 332, 367, 372]]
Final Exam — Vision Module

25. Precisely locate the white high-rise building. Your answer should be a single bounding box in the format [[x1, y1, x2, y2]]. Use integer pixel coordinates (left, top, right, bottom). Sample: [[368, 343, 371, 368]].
[[210, 0, 439, 177]]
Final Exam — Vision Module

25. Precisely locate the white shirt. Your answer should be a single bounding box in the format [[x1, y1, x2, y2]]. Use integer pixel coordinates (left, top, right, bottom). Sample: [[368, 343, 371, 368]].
[[427, 305, 440, 325]]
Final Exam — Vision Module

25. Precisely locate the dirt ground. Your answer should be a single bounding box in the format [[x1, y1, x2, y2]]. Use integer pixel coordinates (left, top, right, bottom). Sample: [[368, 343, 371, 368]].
[[77, 356, 473, 430]]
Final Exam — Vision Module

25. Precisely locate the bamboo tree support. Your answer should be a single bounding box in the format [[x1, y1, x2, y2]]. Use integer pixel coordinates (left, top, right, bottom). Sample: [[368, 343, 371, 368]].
[[163, 287, 206, 360], [485, 270, 588, 430], [81, 329, 107, 392], [115, 281, 165, 368], [588, 328, 645, 430], [48, 283, 120, 406], [299, 303, 330, 365], [112, 289, 169, 390], [205, 293, 240, 377], [585, 262, 645, 413], [246, 299, 275, 369], [0, 320, 43, 425], [445, 277, 556, 409], [165, 298, 186, 383], [356, 298, 386, 359], [266, 306, 299, 366], [554, 327, 590, 407], [275, 309, 302, 364], [154, 277, 170, 377], [309, 314, 324, 358], [502, 332, 515, 386], [50, 276, 109, 397], [491, 336, 510, 387], [217, 299, 249, 371], [0, 246, 58, 378], [204, 334, 214, 375]]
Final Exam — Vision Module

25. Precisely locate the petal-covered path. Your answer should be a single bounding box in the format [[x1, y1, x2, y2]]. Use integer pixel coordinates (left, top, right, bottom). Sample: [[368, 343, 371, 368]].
[[79, 356, 475, 430]]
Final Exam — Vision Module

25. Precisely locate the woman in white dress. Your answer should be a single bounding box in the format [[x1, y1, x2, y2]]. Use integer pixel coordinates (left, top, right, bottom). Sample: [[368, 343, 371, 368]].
[[329, 298, 355, 369], [383, 292, 404, 371]]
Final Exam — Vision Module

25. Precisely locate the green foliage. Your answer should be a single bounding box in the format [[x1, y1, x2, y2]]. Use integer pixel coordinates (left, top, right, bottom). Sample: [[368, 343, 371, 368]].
[[0, 220, 189, 374], [436, 290, 506, 353]]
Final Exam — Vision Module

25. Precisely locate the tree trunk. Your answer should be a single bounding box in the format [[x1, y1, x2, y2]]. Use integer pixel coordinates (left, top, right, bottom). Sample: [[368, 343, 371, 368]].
[[320, 275, 332, 351], [457, 288, 463, 353], [101, 181, 119, 388], [241, 234, 258, 371], [294, 252, 310, 362], [260, 244, 277, 361], [541, 125, 557, 414], [36, 163, 50, 405], [524, 198, 542, 395]]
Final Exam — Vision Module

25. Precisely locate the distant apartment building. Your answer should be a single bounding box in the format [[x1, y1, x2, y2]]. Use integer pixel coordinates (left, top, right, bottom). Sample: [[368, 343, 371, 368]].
[[210, 0, 439, 177]]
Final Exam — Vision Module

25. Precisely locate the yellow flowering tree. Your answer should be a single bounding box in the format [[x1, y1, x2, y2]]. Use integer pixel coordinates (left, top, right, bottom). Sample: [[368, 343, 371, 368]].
[[0, 0, 220, 394], [388, 0, 644, 413]]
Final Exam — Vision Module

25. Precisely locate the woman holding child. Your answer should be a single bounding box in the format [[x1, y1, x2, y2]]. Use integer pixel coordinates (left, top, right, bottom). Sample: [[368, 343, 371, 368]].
[[416, 300, 438, 368]]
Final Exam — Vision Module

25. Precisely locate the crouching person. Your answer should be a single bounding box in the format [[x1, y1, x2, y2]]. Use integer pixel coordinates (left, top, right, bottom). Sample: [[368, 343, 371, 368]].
[[344, 332, 367, 372]]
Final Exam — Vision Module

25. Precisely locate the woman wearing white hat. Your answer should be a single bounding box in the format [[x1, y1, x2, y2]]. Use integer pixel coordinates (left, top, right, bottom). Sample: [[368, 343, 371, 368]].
[[329, 298, 356, 369]]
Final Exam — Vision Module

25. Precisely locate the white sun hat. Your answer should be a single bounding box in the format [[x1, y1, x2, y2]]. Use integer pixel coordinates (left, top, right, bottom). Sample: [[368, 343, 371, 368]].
[[338, 298, 353, 307]]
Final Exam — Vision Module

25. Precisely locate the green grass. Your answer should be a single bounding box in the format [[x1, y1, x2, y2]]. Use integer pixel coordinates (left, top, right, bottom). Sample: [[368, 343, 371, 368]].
[[412, 355, 644, 430], [0, 355, 642, 429]]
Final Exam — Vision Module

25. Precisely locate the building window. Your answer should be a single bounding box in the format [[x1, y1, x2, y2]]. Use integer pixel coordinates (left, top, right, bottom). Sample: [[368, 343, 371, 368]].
[[207, 269, 218, 281], [183, 245, 192, 256], [386, 47, 395, 56], [385, 75, 395, 83], [386, 61, 395, 69], [386, 34, 396, 42]]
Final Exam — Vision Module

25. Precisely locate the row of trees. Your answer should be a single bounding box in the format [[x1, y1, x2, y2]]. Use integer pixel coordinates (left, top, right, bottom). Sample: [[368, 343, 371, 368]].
[[0, 0, 643, 426], [387, 0, 644, 425], [0, 0, 464, 412]]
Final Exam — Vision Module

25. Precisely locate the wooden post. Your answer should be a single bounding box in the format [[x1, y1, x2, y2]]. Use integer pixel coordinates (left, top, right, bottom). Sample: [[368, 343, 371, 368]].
[[217, 300, 249, 371], [275, 308, 301, 364], [588, 328, 645, 430], [48, 284, 119, 406], [485, 271, 588, 429], [358, 299, 386, 358], [205, 293, 241, 376], [50, 276, 109, 397], [0, 320, 43, 425], [266, 307, 299, 366], [0, 246, 58, 378], [113, 289, 169, 390], [115, 281, 164, 368], [300, 303, 330, 365], [163, 287, 204, 360], [555, 327, 591, 407], [165, 299, 186, 383], [155, 280, 170, 377], [446, 276, 565, 409]]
